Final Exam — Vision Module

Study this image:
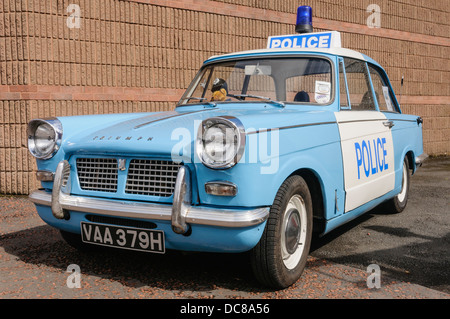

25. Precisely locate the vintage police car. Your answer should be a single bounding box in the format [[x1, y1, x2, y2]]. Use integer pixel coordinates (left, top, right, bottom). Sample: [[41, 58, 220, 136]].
[[27, 7, 426, 289]]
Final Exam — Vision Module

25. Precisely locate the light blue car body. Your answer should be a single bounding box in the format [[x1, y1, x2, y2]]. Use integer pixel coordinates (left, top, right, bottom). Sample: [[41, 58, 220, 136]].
[[30, 48, 425, 254]]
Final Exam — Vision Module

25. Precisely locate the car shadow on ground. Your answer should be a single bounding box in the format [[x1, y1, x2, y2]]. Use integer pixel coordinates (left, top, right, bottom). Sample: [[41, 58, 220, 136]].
[[310, 206, 450, 294], [0, 224, 270, 293], [1, 203, 448, 295]]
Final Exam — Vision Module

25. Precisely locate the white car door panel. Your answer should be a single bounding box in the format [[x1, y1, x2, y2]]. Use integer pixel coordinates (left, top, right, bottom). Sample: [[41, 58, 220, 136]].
[[335, 111, 395, 212]]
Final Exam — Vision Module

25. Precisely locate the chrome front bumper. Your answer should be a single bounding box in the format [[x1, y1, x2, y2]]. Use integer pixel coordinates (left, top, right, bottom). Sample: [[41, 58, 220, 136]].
[[29, 161, 270, 234]]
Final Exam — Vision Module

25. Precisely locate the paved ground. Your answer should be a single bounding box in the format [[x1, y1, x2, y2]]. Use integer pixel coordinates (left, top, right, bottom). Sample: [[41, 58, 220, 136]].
[[0, 157, 449, 301], [310, 156, 450, 295]]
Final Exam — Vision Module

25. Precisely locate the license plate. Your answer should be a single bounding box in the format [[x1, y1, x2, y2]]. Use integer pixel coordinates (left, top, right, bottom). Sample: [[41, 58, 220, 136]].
[[80, 222, 165, 253]]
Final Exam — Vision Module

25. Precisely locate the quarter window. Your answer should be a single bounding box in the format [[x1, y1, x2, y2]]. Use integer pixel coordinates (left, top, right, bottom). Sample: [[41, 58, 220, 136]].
[[343, 58, 376, 111], [368, 65, 398, 112], [339, 59, 349, 108]]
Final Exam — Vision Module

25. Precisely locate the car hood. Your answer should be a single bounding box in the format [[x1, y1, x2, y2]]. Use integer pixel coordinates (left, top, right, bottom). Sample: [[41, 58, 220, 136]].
[[61, 104, 337, 157]]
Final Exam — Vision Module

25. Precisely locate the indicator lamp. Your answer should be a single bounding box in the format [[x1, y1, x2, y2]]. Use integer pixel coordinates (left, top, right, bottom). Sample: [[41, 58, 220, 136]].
[[295, 6, 313, 34]]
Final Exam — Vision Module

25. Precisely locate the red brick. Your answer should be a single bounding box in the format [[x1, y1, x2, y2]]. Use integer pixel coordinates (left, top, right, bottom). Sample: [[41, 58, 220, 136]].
[[8, 85, 37, 92], [0, 92, 20, 100]]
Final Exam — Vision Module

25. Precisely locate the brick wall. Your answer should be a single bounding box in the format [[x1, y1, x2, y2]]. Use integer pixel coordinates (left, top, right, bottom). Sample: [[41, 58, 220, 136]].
[[0, 0, 449, 194]]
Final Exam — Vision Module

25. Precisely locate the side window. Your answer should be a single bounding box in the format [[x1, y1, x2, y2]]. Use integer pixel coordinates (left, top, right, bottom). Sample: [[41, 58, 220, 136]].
[[344, 58, 376, 111], [285, 58, 332, 104], [368, 65, 398, 112], [339, 59, 349, 109]]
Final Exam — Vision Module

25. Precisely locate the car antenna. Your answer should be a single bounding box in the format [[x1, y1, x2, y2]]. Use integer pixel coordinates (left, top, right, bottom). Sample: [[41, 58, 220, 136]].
[[398, 74, 404, 106]]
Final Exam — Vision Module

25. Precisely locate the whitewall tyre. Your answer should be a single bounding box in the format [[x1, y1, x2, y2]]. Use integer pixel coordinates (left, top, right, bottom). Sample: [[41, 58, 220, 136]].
[[250, 175, 313, 289]]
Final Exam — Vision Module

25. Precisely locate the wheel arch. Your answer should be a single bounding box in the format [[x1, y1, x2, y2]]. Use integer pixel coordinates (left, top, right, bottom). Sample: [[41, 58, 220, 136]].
[[288, 168, 326, 234], [405, 150, 415, 173]]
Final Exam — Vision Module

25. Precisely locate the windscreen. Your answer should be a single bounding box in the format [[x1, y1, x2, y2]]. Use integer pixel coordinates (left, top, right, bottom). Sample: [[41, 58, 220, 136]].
[[178, 57, 333, 106]]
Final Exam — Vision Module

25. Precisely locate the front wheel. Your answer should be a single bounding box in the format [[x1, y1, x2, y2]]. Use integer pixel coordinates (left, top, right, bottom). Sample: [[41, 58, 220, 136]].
[[250, 175, 313, 289]]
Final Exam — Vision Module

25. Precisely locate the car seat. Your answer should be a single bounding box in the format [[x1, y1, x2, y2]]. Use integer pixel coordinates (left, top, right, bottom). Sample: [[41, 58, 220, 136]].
[[294, 91, 310, 102]]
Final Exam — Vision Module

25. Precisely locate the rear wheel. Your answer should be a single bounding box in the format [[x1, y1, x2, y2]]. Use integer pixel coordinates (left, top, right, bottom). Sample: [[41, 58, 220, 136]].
[[384, 156, 410, 213], [250, 175, 313, 289]]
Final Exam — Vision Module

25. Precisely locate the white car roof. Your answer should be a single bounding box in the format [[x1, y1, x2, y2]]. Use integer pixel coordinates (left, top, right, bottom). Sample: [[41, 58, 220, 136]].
[[207, 47, 369, 63]]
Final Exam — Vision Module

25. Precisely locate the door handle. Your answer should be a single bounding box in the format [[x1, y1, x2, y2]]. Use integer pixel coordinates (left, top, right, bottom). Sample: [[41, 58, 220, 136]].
[[383, 120, 395, 129]]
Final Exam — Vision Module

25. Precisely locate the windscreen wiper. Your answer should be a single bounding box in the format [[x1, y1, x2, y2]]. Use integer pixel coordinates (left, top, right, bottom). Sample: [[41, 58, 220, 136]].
[[231, 94, 285, 108], [180, 96, 216, 107]]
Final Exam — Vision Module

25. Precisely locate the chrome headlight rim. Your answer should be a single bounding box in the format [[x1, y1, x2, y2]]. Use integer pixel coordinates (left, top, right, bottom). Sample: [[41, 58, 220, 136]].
[[196, 116, 246, 169], [27, 118, 63, 160]]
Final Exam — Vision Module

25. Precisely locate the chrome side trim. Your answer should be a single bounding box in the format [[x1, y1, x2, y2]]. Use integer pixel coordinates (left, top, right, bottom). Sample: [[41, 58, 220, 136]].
[[29, 190, 270, 228], [245, 121, 335, 135]]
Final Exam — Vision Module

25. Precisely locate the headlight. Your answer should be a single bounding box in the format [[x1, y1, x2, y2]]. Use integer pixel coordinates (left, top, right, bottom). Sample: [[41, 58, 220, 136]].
[[27, 118, 63, 159], [196, 116, 245, 169]]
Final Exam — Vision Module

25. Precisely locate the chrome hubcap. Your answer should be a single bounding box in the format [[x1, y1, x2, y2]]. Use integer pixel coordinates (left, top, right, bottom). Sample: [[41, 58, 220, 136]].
[[281, 195, 307, 270], [285, 208, 301, 254]]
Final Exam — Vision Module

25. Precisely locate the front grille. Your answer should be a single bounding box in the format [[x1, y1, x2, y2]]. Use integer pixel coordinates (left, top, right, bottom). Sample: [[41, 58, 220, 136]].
[[76, 158, 118, 192], [125, 159, 181, 197]]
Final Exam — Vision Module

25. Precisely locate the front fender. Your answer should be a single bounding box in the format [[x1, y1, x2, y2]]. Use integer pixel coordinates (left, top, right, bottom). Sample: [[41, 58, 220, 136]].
[[195, 139, 345, 221], [272, 142, 345, 220]]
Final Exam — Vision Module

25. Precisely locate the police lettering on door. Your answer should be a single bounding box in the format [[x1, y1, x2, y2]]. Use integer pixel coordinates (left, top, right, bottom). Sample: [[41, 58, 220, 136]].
[[354, 137, 389, 179]]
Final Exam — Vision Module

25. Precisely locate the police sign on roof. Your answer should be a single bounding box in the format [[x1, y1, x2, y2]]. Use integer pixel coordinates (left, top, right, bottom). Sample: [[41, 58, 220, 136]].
[[267, 31, 342, 49]]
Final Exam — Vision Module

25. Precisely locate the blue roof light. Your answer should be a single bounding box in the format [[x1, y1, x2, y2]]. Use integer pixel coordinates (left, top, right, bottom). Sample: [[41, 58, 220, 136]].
[[295, 6, 313, 34]]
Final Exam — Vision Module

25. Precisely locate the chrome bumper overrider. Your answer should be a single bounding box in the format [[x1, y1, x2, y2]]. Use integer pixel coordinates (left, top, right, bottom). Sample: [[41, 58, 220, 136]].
[[415, 153, 429, 167], [29, 161, 270, 234]]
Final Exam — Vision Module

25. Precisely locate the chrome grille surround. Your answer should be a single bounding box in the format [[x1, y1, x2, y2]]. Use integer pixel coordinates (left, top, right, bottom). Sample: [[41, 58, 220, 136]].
[[125, 159, 181, 197], [76, 158, 118, 192]]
